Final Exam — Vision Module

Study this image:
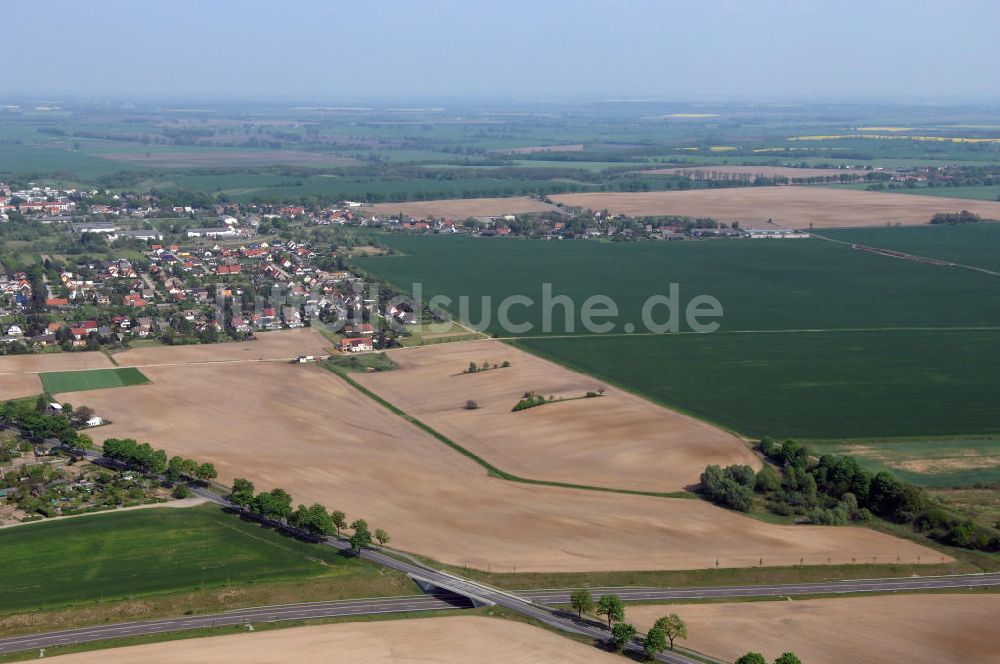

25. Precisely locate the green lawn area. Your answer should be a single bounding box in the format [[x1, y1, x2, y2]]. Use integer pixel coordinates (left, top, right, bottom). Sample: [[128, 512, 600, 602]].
[[0, 504, 384, 616], [355, 233, 1000, 440], [809, 438, 1000, 487], [41, 367, 149, 394]]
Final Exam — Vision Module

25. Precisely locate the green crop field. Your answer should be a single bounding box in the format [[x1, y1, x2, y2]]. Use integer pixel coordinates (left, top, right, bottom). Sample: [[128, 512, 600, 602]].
[[0, 504, 381, 615], [824, 182, 1000, 201], [356, 232, 1000, 440], [820, 221, 1000, 272], [515, 329, 1000, 440], [357, 235, 1000, 332], [40, 367, 149, 394], [808, 438, 1000, 488]]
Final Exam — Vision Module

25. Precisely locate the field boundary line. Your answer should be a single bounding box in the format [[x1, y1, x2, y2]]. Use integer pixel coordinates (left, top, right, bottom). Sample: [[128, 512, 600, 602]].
[[324, 363, 693, 501]]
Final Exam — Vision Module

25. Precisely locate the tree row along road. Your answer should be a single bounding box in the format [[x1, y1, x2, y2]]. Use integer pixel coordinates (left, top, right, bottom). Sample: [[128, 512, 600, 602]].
[[6, 449, 998, 662]]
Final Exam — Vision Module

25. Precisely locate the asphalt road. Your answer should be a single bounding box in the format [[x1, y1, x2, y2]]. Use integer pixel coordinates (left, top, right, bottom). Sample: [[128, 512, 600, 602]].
[[5, 446, 996, 663]]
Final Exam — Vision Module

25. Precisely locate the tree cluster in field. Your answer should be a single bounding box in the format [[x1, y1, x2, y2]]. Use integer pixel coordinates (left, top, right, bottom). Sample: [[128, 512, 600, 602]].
[[227, 477, 389, 549], [103, 437, 217, 482], [570, 590, 686, 659], [700, 463, 756, 512], [511, 390, 548, 412], [701, 438, 1000, 552], [930, 210, 983, 224], [0, 399, 92, 450], [464, 359, 510, 374]]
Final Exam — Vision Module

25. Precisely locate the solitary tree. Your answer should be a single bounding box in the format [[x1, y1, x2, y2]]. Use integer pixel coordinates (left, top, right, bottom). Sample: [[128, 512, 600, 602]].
[[596, 594, 624, 630], [331, 510, 347, 535], [774, 653, 802, 664], [610, 622, 636, 653], [350, 519, 372, 551], [643, 626, 668, 660], [654, 614, 687, 650], [374, 528, 390, 547], [570, 588, 594, 618], [735, 653, 766, 664]]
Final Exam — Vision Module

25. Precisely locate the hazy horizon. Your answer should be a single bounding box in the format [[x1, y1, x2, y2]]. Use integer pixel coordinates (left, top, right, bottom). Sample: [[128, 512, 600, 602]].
[[3, 0, 1000, 103]]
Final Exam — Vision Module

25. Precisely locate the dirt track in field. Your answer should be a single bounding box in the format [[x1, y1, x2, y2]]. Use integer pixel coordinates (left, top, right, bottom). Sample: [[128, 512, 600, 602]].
[[65, 345, 944, 572], [551, 187, 1000, 228], [355, 339, 757, 492], [630, 594, 1000, 664], [44, 616, 622, 664], [369, 196, 559, 219]]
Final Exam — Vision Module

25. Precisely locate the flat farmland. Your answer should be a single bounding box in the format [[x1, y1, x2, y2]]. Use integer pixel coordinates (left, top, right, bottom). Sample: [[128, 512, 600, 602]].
[[550, 187, 1000, 228], [0, 352, 113, 373], [0, 504, 379, 616], [809, 439, 1000, 487], [41, 367, 148, 394], [822, 221, 1000, 272], [43, 617, 623, 664], [0, 352, 115, 400], [369, 196, 559, 219], [355, 339, 757, 492], [62, 360, 941, 572], [91, 148, 358, 168], [518, 329, 1000, 440], [357, 234, 1000, 439], [629, 594, 1000, 664], [639, 165, 868, 180], [111, 328, 331, 367], [355, 235, 1000, 333]]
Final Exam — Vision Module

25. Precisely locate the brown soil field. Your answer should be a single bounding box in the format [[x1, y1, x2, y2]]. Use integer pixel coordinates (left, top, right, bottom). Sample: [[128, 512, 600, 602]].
[[641, 165, 869, 180], [0, 352, 114, 400], [551, 187, 1000, 228], [44, 616, 622, 664], [0, 373, 42, 400], [0, 352, 113, 373], [98, 150, 357, 168], [62, 358, 944, 573], [630, 594, 1000, 664], [112, 329, 332, 367], [369, 196, 559, 219], [354, 339, 757, 492]]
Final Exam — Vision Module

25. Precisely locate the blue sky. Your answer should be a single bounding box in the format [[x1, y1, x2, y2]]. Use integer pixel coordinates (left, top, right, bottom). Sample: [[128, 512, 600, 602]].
[[2, 0, 998, 101]]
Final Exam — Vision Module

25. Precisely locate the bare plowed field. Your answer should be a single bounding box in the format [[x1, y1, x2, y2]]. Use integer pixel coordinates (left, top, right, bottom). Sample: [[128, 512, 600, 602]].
[[0, 352, 114, 400], [45, 616, 622, 664], [551, 187, 1000, 228], [369, 197, 558, 219], [355, 340, 757, 492], [112, 329, 331, 367], [630, 594, 1000, 664], [65, 359, 943, 572]]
